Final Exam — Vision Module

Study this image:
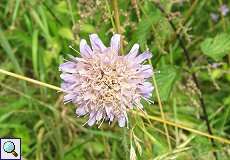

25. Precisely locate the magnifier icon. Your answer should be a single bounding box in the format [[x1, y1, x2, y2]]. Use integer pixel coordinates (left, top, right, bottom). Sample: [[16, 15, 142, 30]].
[[3, 141, 18, 157]]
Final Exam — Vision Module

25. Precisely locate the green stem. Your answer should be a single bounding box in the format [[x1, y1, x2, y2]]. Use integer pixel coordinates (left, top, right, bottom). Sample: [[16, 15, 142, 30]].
[[112, 0, 124, 54], [148, 58, 172, 151]]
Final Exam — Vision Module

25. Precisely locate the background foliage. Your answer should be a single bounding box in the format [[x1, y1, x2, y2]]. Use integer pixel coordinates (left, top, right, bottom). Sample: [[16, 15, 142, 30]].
[[0, 0, 230, 159]]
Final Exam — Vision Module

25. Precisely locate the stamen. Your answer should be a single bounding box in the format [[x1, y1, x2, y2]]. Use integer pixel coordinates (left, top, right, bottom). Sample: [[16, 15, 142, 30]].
[[69, 45, 81, 55]]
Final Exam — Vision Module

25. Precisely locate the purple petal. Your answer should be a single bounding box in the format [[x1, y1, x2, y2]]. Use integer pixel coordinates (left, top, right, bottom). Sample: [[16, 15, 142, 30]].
[[61, 83, 69, 90], [88, 117, 96, 126], [219, 5, 229, 16], [142, 92, 152, 98], [76, 107, 87, 116], [60, 73, 76, 83], [135, 65, 153, 78], [96, 111, 103, 121], [105, 106, 112, 116], [118, 116, 126, 127], [80, 39, 92, 58], [138, 68, 153, 78], [89, 34, 106, 51], [59, 61, 77, 73], [141, 65, 152, 70], [138, 82, 154, 95], [61, 82, 76, 90], [126, 44, 139, 59], [108, 113, 114, 122], [143, 82, 153, 88], [136, 102, 144, 109], [210, 13, 219, 22], [64, 94, 76, 103], [135, 51, 152, 63], [138, 86, 154, 94], [110, 34, 120, 53], [88, 112, 96, 126]]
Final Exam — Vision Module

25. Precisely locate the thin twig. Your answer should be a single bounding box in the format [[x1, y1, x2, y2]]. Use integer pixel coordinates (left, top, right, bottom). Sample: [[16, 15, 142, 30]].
[[132, 110, 230, 145], [131, 0, 141, 22], [111, 0, 124, 54], [153, 2, 218, 159], [1, 68, 230, 145], [0, 69, 63, 92], [105, 0, 116, 31], [148, 58, 172, 150], [152, 73, 172, 150], [135, 2, 172, 148], [112, 0, 121, 34]]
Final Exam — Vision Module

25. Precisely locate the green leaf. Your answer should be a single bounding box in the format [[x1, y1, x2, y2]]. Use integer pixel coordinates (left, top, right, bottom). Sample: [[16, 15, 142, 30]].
[[0, 27, 23, 74], [54, 1, 68, 13], [81, 24, 96, 33], [200, 33, 230, 60], [58, 27, 74, 40], [155, 66, 178, 101], [133, 8, 162, 48], [32, 30, 39, 77]]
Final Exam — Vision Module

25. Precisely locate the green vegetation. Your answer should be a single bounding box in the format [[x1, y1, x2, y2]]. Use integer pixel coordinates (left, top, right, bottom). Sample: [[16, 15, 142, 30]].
[[0, 0, 230, 159]]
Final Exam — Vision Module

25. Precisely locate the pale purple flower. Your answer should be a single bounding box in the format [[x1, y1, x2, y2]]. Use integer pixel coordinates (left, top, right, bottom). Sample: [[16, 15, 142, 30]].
[[210, 13, 219, 22], [59, 34, 154, 127], [219, 4, 229, 16]]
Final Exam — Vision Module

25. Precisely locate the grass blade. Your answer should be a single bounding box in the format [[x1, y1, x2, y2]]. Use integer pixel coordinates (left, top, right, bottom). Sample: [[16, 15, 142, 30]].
[[0, 27, 23, 74]]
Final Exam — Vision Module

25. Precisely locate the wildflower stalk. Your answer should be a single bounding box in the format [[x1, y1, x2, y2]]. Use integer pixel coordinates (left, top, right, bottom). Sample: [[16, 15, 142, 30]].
[[112, 0, 121, 34], [112, 0, 124, 54], [105, 0, 116, 31], [133, 110, 230, 145], [217, 0, 230, 64], [153, 2, 218, 159], [183, 0, 199, 24], [135, 1, 172, 150], [152, 71, 172, 150], [0, 68, 230, 145], [131, 0, 141, 22], [0, 69, 63, 92], [66, 0, 75, 26], [135, 1, 172, 148], [218, 0, 227, 31], [139, 6, 172, 150], [133, 2, 172, 148], [148, 57, 172, 150]]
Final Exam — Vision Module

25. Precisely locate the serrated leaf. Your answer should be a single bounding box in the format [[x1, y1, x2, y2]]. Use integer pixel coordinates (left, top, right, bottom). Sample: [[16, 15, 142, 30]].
[[155, 66, 178, 101], [201, 33, 230, 60], [133, 9, 162, 47]]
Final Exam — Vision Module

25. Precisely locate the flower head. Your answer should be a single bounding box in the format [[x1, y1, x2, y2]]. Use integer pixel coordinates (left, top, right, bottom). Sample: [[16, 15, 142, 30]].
[[210, 13, 219, 22], [59, 34, 154, 127], [219, 4, 229, 16]]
